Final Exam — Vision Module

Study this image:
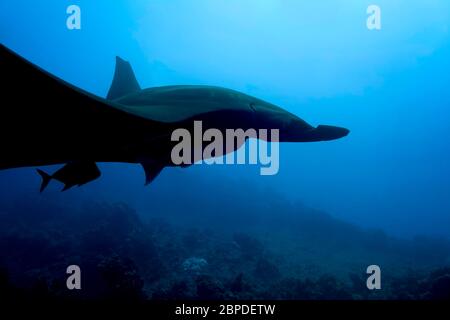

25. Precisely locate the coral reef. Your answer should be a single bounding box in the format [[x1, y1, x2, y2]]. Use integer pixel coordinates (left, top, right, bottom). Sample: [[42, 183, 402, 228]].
[[0, 197, 449, 301]]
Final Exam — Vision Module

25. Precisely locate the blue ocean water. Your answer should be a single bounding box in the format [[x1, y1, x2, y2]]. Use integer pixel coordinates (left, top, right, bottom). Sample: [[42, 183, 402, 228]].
[[1, 0, 449, 238], [2, 0, 450, 302]]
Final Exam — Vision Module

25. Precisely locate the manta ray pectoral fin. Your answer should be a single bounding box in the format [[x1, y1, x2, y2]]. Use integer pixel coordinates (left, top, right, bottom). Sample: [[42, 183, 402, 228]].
[[140, 160, 165, 185]]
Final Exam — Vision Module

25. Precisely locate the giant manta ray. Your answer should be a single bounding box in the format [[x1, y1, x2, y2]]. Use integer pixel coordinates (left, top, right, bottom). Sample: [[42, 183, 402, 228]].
[[0, 44, 349, 191]]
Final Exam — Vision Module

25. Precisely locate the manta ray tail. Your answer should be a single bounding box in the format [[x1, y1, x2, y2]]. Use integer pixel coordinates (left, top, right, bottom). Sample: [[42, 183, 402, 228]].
[[107, 56, 141, 100], [36, 169, 52, 193]]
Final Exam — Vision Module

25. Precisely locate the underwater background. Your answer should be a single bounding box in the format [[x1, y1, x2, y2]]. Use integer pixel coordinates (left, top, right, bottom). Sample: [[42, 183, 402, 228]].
[[1, 0, 449, 300]]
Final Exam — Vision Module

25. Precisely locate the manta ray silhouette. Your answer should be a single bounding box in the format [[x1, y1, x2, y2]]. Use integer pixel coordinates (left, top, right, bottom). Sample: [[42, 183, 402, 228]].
[[0, 44, 349, 191]]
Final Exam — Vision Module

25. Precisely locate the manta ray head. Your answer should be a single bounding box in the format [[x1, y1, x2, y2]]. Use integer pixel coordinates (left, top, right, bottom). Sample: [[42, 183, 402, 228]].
[[248, 98, 350, 142]]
